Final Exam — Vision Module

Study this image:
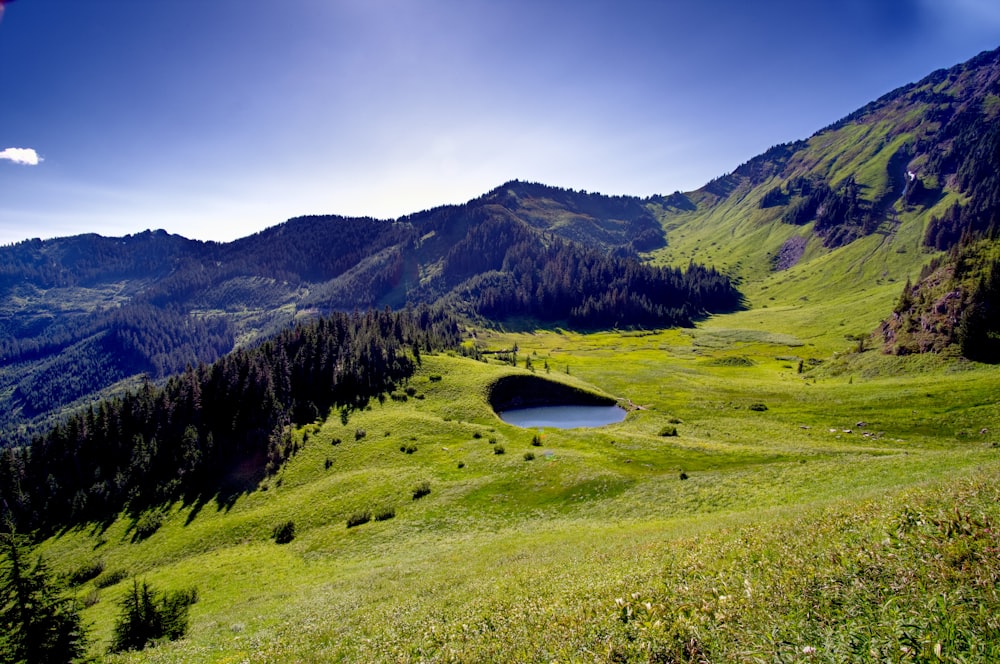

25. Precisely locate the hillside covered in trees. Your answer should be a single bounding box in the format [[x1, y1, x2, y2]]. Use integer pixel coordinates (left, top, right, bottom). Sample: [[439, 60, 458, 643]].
[[0, 308, 462, 534], [0, 183, 739, 446]]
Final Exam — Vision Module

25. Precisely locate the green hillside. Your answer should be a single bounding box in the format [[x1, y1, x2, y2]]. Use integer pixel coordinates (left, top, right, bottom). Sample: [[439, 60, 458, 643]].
[[4, 46, 1000, 664], [26, 330, 1000, 662]]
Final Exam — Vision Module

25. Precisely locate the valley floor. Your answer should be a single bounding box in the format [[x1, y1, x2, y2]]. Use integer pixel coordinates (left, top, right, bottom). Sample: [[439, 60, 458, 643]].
[[40, 320, 1000, 662]]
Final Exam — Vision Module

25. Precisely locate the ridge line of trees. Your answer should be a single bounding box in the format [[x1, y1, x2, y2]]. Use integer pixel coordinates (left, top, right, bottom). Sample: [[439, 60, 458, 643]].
[[0, 308, 462, 535]]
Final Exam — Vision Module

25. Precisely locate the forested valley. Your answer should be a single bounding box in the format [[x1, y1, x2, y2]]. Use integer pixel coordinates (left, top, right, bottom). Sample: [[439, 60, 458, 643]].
[[0, 183, 740, 446], [0, 308, 462, 535]]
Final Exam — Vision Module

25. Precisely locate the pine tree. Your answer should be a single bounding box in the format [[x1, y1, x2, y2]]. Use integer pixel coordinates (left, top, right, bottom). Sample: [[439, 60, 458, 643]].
[[109, 578, 194, 653], [0, 529, 87, 663]]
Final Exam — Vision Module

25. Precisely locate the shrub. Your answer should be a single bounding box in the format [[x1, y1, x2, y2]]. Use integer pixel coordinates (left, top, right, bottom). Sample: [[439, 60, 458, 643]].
[[374, 507, 396, 522], [109, 579, 197, 653], [494, 445, 506, 455], [457, 461, 465, 469], [679, 471, 689, 480], [331, 437, 342, 446], [400, 444, 417, 454], [659, 426, 678, 437], [412, 481, 431, 500], [354, 429, 367, 441], [134, 509, 165, 541], [428, 374, 442, 382], [68, 559, 105, 586], [346, 510, 371, 528], [324, 457, 333, 470], [668, 417, 682, 424], [404, 386, 417, 397], [749, 403, 769, 412], [531, 435, 542, 446], [95, 569, 130, 589], [473, 431, 483, 439], [524, 451, 535, 461], [272, 520, 296, 544]]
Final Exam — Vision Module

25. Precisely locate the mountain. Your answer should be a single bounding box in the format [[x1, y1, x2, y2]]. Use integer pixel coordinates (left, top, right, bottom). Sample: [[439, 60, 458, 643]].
[[644, 46, 1000, 359], [4, 45, 1000, 664], [7, 45, 1000, 446], [0, 182, 738, 445]]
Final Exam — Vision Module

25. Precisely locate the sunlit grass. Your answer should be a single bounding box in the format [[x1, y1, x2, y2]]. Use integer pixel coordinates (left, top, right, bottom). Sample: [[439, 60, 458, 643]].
[[30, 322, 1000, 662]]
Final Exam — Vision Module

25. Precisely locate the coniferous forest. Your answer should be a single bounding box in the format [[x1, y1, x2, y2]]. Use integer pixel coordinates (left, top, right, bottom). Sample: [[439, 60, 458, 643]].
[[0, 308, 461, 535], [0, 183, 742, 446]]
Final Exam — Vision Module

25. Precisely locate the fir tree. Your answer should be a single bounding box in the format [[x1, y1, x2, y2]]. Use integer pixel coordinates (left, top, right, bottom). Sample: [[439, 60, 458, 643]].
[[0, 528, 87, 664]]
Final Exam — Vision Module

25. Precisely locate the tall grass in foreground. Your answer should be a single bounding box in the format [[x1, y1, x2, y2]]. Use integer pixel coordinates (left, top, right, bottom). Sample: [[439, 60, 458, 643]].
[[607, 468, 1000, 663]]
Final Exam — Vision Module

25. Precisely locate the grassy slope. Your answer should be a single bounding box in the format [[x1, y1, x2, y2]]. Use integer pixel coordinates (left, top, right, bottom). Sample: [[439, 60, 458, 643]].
[[33, 64, 1000, 663], [36, 316, 1000, 661]]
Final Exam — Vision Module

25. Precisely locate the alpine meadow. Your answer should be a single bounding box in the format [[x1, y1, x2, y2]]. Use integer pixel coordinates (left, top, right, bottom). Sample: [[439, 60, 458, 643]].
[[5, 46, 1000, 663]]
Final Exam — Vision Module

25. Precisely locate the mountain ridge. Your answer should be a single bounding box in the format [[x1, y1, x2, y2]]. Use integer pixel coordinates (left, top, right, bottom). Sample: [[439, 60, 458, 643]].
[[0, 181, 732, 444], [5, 44, 1000, 444]]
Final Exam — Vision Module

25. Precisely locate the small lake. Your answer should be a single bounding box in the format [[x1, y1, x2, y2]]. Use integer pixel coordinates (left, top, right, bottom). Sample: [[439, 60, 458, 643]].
[[498, 404, 627, 429]]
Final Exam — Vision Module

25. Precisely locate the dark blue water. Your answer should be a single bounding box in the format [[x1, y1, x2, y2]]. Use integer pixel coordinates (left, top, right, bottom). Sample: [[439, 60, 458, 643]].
[[498, 405, 626, 429]]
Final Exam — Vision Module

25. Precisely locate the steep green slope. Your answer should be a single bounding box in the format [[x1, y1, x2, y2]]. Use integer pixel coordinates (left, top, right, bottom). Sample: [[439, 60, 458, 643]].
[[646, 47, 1000, 356]]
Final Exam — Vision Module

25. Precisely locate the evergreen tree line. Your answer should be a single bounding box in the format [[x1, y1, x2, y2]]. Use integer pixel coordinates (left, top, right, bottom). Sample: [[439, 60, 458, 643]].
[[442, 216, 741, 328], [0, 308, 462, 535], [954, 253, 1000, 363], [3, 304, 234, 434], [0, 231, 204, 292], [777, 175, 881, 248], [922, 110, 1000, 250]]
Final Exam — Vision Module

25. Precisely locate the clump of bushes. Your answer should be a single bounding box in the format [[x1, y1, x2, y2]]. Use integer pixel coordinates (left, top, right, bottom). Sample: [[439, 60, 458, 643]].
[[524, 451, 535, 461], [400, 444, 418, 454], [374, 507, 396, 522], [354, 429, 367, 441], [133, 509, 165, 541], [531, 435, 542, 446], [272, 520, 296, 544], [412, 481, 431, 500], [659, 425, 678, 437], [473, 431, 483, 439], [346, 510, 371, 528], [67, 559, 105, 586], [109, 579, 198, 653], [749, 402, 769, 412], [331, 437, 342, 446], [428, 374, 443, 382], [95, 569, 130, 589], [324, 457, 333, 470], [494, 445, 506, 455]]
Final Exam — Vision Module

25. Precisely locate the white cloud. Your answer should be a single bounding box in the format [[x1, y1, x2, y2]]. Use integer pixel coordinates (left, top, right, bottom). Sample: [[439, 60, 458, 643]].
[[0, 147, 42, 165]]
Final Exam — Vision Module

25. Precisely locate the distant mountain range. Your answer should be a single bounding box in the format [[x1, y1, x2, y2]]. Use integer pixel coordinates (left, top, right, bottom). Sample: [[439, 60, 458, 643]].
[[4, 44, 1000, 445], [0, 181, 737, 443]]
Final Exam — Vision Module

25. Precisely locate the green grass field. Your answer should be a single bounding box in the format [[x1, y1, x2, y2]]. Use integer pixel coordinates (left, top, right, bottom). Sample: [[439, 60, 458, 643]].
[[34, 311, 1000, 662]]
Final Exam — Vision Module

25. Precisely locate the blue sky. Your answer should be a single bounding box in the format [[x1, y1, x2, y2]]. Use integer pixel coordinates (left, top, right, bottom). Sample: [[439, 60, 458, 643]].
[[1, 0, 999, 245]]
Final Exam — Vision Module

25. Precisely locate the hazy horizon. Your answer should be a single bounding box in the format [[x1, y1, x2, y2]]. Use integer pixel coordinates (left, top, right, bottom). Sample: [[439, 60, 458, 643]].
[[1, 0, 999, 246]]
